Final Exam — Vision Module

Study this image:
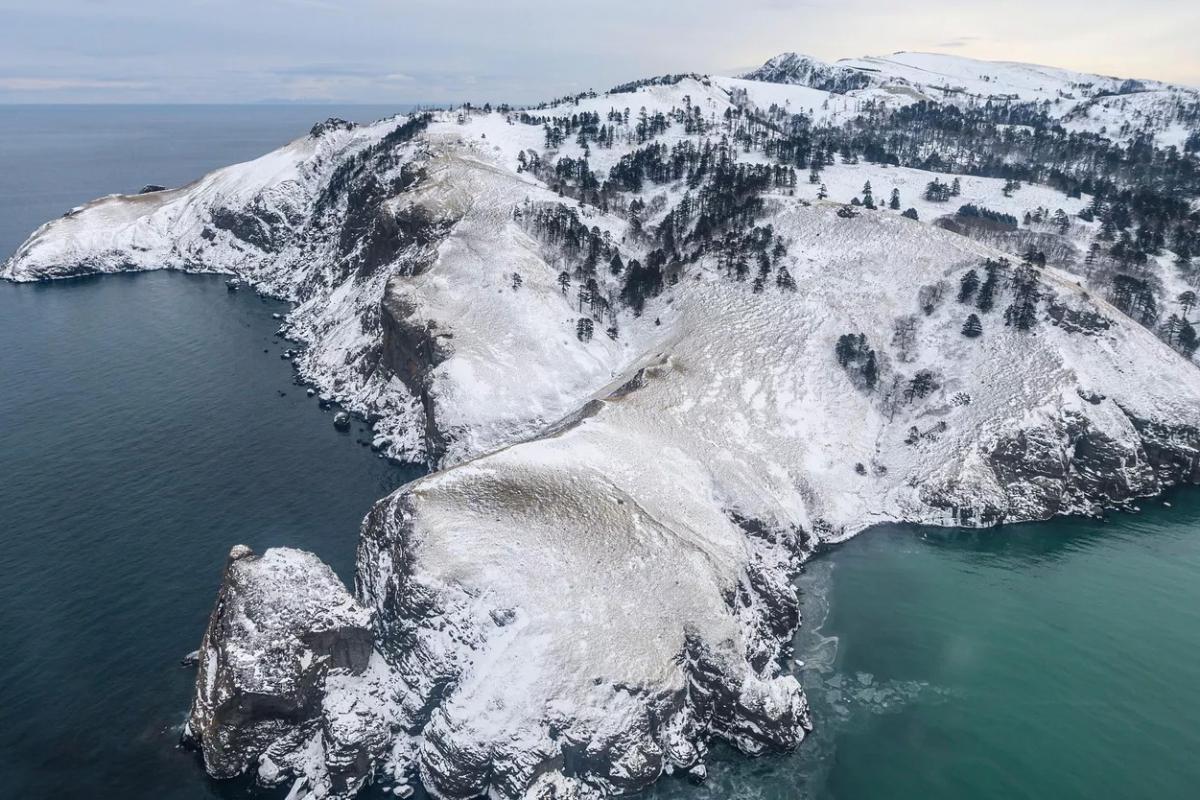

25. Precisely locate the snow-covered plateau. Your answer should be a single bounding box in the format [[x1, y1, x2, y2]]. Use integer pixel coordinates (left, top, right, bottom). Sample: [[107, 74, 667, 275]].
[[6, 50, 1200, 799]]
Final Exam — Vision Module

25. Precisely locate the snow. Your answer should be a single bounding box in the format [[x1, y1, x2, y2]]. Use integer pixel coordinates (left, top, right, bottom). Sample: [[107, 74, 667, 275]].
[[5, 55, 1200, 799], [737, 50, 1200, 147], [351, 198, 1200, 796]]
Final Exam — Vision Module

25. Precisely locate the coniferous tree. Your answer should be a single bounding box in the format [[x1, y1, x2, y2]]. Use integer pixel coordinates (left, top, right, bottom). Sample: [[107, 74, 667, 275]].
[[924, 179, 951, 202], [1180, 320, 1199, 357], [776, 265, 797, 291], [961, 313, 983, 338], [976, 263, 1000, 313], [575, 317, 594, 342], [1004, 264, 1040, 331], [1178, 290, 1197, 317], [834, 333, 877, 390], [1163, 313, 1183, 344], [862, 351, 878, 390], [905, 370, 938, 402], [889, 188, 901, 210], [958, 269, 980, 303]]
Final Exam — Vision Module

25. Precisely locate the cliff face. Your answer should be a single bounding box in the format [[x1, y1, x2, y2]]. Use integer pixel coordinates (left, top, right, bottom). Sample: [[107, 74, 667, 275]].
[[7, 62, 1200, 800], [181, 547, 395, 797], [349, 453, 812, 798]]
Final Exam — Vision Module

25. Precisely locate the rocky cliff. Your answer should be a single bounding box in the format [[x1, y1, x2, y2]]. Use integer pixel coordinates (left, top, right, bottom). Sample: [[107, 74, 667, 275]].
[[6, 53, 1200, 800]]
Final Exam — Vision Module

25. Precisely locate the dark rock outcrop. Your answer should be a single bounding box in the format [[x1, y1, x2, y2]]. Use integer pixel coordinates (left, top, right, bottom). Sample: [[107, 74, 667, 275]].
[[182, 545, 380, 790], [684, 636, 811, 756], [379, 286, 451, 465], [311, 118, 357, 138], [741, 52, 873, 94], [926, 403, 1200, 525], [210, 203, 291, 252]]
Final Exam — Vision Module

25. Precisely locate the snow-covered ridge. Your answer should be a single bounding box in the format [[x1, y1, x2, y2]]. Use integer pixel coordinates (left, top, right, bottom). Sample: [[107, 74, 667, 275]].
[[5, 57, 1200, 800], [739, 50, 1200, 147]]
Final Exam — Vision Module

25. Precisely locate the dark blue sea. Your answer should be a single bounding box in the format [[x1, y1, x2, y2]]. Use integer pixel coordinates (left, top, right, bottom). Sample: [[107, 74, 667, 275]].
[[3, 105, 1200, 800], [0, 105, 421, 798]]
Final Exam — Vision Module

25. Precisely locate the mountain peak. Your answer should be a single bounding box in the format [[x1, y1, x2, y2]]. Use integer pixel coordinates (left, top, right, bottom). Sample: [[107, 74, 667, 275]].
[[740, 52, 874, 94]]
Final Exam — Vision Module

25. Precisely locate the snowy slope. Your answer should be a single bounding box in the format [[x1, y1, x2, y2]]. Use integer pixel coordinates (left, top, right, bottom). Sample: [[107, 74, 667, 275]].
[[338, 200, 1200, 800], [5, 59, 1200, 800], [739, 50, 1200, 146], [5, 119, 377, 283]]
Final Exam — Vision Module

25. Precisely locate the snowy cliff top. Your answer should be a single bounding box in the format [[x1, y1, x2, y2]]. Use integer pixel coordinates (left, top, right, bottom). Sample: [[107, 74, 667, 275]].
[[6, 50, 1200, 799], [738, 50, 1200, 147]]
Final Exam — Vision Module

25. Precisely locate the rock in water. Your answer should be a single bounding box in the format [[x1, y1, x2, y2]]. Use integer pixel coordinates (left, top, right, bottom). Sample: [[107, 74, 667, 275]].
[[182, 545, 392, 797], [333, 412, 352, 430], [8, 51, 1200, 800]]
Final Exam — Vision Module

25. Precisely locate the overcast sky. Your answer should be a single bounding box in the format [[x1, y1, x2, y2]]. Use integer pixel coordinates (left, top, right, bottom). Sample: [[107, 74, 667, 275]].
[[2, 0, 1197, 104]]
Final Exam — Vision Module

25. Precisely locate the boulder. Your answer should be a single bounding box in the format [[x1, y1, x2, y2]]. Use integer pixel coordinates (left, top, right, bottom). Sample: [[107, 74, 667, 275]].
[[182, 546, 378, 788]]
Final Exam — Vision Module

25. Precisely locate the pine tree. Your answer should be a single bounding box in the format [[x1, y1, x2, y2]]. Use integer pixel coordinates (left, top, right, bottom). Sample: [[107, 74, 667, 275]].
[[961, 313, 983, 338], [510, 272, 523, 291], [1163, 313, 1183, 344], [1179, 290, 1197, 317], [958, 270, 980, 303], [889, 188, 901, 210], [776, 266, 796, 291], [976, 267, 998, 313], [1004, 264, 1040, 331], [609, 252, 624, 275], [862, 181, 875, 209], [1180, 320, 1199, 357], [905, 370, 938, 402], [924, 179, 950, 202], [557, 271, 571, 294], [817, 183, 828, 200], [862, 351, 878, 390], [902, 208, 919, 220], [575, 317, 594, 342]]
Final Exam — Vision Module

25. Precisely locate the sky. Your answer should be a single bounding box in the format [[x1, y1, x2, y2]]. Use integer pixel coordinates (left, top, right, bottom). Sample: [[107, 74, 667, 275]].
[[1, 0, 1197, 104]]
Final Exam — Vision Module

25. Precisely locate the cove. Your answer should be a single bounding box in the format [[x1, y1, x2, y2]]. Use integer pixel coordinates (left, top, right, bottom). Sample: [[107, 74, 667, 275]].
[[646, 498, 1200, 800], [0, 272, 421, 797], [4, 104, 1200, 800]]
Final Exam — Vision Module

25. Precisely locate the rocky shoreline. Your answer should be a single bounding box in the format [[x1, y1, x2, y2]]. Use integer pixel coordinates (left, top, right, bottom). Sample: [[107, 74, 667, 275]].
[[7, 57, 1200, 800]]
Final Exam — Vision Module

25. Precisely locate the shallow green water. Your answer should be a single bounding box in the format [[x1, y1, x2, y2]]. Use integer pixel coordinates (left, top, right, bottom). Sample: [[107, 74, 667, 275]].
[[649, 498, 1200, 799], [5, 105, 1200, 800]]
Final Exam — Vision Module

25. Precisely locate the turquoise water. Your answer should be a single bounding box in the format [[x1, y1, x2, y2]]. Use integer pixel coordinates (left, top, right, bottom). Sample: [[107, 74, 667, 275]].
[[4, 106, 1200, 800], [648, 504, 1200, 800]]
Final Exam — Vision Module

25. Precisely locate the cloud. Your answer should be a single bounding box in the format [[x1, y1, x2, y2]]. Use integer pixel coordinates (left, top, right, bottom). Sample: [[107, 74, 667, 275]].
[[0, 77, 150, 91], [1, 0, 1197, 102], [936, 36, 982, 49]]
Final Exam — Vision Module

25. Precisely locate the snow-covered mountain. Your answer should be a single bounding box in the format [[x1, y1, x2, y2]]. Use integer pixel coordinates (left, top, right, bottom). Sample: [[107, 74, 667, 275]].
[[738, 50, 1200, 148], [6, 50, 1200, 800]]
